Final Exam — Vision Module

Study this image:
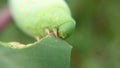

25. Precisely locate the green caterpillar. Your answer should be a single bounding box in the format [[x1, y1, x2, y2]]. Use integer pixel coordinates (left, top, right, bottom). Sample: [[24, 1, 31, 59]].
[[9, 0, 76, 40]]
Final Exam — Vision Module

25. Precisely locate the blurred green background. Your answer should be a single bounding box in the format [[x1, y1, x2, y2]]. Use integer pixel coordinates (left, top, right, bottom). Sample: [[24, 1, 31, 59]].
[[0, 0, 120, 68]]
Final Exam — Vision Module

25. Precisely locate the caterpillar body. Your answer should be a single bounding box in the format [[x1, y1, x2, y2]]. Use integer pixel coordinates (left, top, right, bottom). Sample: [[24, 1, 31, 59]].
[[9, 0, 76, 39]]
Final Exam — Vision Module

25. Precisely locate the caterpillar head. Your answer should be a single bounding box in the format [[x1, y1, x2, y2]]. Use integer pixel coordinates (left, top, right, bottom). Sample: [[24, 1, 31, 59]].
[[59, 22, 75, 39]]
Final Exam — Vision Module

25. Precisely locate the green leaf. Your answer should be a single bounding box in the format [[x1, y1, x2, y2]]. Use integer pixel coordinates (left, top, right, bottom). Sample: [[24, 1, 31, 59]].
[[0, 34, 72, 68]]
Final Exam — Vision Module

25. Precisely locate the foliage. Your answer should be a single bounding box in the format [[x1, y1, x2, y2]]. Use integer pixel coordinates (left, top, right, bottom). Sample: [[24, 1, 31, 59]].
[[0, 34, 72, 68]]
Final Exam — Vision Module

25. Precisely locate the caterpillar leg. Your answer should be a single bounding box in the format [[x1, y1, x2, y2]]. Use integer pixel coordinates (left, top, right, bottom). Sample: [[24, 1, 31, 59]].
[[45, 28, 50, 35], [53, 28, 58, 37], [35, 28, 58, 41], [35, 36, 41, 41], [45, 28, 58, 37], [35, 28, 50, 41]]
